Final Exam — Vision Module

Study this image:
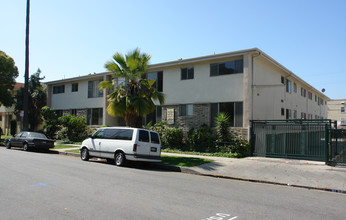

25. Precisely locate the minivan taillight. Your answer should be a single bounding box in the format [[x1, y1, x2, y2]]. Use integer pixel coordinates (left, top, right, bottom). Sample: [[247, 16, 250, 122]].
[[133, 144, 137, 152]]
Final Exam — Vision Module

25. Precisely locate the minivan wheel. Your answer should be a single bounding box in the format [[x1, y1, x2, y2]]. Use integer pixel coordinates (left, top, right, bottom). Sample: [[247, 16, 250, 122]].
[[23, 143, 29, 151], [81, 148, 90, 161], [115, 152, 126, 166]]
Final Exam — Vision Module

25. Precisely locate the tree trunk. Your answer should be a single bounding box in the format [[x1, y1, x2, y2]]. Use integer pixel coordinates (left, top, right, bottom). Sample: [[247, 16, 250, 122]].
[[125, 113, 141, 128]]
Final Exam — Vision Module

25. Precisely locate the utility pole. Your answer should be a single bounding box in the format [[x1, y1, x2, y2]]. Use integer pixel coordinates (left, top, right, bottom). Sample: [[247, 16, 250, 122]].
[[23, 0, 30, 131]]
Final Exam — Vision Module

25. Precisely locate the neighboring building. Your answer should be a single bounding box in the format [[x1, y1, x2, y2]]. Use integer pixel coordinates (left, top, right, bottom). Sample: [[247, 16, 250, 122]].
[[45, 48, 330, 139], [0, 83, 24, 135], [327, 99, 346, 126]]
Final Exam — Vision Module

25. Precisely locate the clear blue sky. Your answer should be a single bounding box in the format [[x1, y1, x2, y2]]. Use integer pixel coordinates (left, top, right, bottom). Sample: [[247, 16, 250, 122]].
[[1, 0, 345, 99]]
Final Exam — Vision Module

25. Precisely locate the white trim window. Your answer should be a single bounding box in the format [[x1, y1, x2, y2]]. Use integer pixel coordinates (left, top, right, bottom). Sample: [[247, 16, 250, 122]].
[[286, 79, 291, 93], [180, 104, 193, 116], [181, 67, 194, 80], [88, 79, 103, 98]]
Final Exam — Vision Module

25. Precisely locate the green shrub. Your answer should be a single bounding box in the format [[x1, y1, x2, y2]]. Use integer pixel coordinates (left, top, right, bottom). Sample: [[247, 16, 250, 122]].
[[58, 114, 89, 142], [162, 127, 184, 149], [215, 113, 231, 142], [41, 106, 59, 139], [216, 138, 251, 157], [56, 126, 68, 142], [187, 124, 216, 153]]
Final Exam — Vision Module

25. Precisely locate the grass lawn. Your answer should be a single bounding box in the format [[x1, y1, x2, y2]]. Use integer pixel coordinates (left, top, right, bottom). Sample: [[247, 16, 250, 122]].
[[161, 149, 246, 158], [62, 150, 213, 167], [55, 140, 82, 145], [161, 155, 213, 167], [54, 145, 79, 149], [65, 149, 80, 153]]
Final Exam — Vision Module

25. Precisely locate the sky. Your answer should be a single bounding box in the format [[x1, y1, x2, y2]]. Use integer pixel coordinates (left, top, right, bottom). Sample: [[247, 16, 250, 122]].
[[1, 0, 345, 99]]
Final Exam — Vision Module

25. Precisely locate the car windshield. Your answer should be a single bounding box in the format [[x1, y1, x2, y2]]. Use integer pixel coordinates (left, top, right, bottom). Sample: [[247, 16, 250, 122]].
[[28, 132, 48, 139]]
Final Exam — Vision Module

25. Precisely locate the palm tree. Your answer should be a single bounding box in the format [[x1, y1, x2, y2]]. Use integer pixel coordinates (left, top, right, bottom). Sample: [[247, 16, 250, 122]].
[[100, 48, 165, 127]]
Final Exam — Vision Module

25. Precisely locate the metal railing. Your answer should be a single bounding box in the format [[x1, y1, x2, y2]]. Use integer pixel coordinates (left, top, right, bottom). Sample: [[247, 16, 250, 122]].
[[329, 129, 346, 166], [251, 120, 331, 162]]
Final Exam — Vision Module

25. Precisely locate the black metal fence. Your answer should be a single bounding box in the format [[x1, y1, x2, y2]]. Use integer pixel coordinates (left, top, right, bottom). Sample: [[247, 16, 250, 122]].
[[329, 129, 346, 166], [251, 120, 330, 162]]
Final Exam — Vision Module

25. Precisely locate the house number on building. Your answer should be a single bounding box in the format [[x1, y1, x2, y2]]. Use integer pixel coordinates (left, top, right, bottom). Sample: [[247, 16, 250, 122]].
[[167, 108, 174, 124]]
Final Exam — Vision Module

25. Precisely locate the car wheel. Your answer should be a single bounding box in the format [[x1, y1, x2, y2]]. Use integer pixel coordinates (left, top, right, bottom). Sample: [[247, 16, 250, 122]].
[[115, 152, 126, 166], [6, 142, 11, 149], [81, 148, 90, 161], [23, 143, 29, 151]]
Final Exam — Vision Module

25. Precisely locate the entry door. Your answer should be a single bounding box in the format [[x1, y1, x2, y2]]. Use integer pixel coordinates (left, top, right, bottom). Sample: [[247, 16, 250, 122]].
[[136, 130, 150, 157]]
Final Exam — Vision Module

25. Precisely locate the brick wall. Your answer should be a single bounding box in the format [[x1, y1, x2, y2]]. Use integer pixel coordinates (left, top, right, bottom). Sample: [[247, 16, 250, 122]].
[[162, 104, 210, 133], [161, 104, 249, 140]]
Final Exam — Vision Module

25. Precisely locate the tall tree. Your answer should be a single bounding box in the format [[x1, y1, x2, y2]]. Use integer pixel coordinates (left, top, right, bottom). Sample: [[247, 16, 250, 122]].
[[0, 50, 19, 107], [15, 68, 46, 131], [100, 48, 165, 127]]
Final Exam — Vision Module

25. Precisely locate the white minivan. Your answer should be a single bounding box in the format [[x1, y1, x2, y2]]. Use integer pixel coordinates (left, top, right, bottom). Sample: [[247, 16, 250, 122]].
[[80, 127, 161, 166]]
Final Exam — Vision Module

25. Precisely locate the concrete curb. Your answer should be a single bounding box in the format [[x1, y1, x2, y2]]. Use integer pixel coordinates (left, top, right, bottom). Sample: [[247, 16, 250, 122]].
[[156, 163, 346, 193], [53, 150, 80, 158]]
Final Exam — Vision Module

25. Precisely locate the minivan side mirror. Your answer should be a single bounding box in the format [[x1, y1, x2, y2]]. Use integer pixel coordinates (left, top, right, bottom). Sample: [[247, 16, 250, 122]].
[[88, 135, 94, 139]]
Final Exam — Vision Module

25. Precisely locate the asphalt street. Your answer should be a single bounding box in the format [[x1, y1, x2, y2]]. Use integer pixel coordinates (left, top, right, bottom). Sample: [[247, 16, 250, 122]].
[[1, 147, 345, 220]]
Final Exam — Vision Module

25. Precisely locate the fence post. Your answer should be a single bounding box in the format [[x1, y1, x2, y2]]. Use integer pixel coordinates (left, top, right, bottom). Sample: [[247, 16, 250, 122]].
[[250, 121, 254, 156], [325, 124, 329, 165]]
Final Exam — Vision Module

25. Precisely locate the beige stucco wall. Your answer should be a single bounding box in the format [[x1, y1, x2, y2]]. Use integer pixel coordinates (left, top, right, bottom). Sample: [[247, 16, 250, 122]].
[[161, 59, 243, 105], [251, 56, 328, 120], [50, 78, 104, 110], [328, 99, 346, 124]]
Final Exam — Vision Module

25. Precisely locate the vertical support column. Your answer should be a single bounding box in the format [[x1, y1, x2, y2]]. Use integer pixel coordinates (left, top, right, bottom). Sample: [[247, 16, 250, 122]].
[[46, 84, 52, 107], [242, 54, 251, 129], [102, 74, 110, 126]]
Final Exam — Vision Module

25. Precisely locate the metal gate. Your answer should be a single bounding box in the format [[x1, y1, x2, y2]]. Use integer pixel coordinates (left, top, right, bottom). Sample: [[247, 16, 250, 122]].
[[251, 120, 330, 162], [328, 129, 346, 166]]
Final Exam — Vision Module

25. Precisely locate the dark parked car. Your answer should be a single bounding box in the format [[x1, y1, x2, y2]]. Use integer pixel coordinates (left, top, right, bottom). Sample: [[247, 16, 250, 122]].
[[5, 132, 54, 151]]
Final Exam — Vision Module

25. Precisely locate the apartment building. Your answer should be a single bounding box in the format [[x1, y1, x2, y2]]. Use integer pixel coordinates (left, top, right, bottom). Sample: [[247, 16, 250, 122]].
[[45, 48, 329, 139], [0, 83, 24, 135], [327, 99, 346, 126]]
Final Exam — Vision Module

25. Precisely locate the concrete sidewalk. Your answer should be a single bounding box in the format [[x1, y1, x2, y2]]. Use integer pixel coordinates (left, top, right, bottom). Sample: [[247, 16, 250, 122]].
[[52, 146, 346, 192], [162, 153, 346, 192]]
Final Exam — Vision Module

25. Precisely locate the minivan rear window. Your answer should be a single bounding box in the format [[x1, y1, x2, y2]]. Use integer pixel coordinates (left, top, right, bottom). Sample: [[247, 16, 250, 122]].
[[104, 129, 133, 140], [139, 130, 149, 142], [150, 132, 160, 144]]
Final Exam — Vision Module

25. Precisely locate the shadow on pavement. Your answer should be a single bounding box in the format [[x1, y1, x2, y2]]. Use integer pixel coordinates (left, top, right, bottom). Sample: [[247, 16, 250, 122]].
[[88, 158, 183, 173], [3, 146, 59, 154], [195, 161, 224, 171]]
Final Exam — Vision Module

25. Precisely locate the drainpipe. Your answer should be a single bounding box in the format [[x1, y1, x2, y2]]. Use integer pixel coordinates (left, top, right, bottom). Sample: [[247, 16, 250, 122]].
[[251, 51, 261, 121]]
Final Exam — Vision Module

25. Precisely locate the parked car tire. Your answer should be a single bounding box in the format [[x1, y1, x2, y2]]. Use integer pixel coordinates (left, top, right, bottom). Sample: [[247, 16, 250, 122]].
[[81, 148, 90, 161], [6, 142, 11, 149], [115, 152, 126, 166], [23, 143, 29, 151]]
